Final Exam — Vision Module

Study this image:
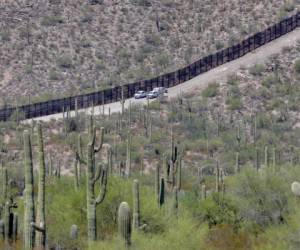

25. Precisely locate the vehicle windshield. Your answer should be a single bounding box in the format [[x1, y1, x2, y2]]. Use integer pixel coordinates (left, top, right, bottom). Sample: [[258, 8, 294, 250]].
[[137, 91, 144, 94]]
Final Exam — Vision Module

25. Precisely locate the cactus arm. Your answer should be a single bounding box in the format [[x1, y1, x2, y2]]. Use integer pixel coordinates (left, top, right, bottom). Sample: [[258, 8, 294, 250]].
[[93, 163, 103, 184], [30, 222, 45, 232], [94, 127, 104, 153], [95, 166, 108, 206], [76, 151, 87, 165]]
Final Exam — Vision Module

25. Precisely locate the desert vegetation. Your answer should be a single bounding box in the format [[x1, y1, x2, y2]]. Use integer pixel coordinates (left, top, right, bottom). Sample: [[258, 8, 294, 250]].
[[0, 39, 299, 249], [0, 0, 299, 106]]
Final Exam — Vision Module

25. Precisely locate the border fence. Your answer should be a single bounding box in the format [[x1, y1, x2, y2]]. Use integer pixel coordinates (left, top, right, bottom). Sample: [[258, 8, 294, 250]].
[[1, 12, 300, 122]]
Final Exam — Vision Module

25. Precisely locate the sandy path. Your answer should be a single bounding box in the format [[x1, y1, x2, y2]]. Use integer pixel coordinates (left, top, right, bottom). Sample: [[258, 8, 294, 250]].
[[27, 28, 300, 122]]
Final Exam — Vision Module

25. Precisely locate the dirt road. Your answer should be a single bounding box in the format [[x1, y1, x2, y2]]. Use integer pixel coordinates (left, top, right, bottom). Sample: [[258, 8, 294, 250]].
[[28, 28, 300, 122]]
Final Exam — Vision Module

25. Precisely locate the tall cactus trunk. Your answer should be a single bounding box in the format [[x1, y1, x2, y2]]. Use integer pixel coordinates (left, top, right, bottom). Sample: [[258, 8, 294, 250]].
[[87, 203, 97, 242], [125, 131, 131, 177], [255, 147, 260, 172], [235, 152, 240, 173], [159, 178, 165, 207], [4, 201, 10, 244], [176, 157, 182, 191], [132, 180, 140, 231], [87, 144, 97, 242], [2, 165, 8, 201], [23, 130, 35, 250], [155, 165, 160, 203], [12, 213, 18, 242], [74, 159, 79, 190], [264, 146, 268, 167], [215, 161, 220, 193], [36, 123, 46, 248]]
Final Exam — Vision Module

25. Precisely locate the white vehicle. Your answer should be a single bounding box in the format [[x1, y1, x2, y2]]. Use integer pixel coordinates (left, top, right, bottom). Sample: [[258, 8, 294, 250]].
[[134, 90, 147, 99], [153, 87, 168, 95], [146, 91, 159, 99]]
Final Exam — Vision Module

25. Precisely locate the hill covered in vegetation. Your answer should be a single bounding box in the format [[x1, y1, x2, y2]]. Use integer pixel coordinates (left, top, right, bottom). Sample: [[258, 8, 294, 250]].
[[0, 36, 299, 249], [0, 0, 299, 106]]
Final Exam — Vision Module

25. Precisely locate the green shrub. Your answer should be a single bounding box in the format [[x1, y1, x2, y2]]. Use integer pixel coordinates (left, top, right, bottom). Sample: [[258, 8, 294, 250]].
[[41, 15, 64, 26], [294, 59, 300, 74], [249, 64, 265, 76], [202, 82, 219, 98], [231, 169, 291, 228], [57, 55, 73, 69], [199, 193, 242, 228], [226, 96, 243, 110]]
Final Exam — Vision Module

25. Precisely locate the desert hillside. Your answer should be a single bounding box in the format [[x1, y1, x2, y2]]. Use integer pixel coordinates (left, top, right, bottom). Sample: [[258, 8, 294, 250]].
[[0, 0, 298, 106], [0, 36, 299, 249]]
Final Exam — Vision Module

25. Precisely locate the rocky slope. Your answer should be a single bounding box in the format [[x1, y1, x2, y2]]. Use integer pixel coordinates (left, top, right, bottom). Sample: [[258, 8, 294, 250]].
[[0, 0, 298, 105]]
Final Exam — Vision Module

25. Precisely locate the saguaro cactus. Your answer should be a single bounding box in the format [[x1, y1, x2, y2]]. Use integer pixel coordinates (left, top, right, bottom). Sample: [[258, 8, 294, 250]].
[[291, 182, 300, 196], [77, 116, 108, 244], [12, 213, 18, 242], [172, 188, 178, 214], [159, 178, 165, 207], [215, 161, 220, 192], [74, 159, 79, 190], [264, 146, 269, 167], [4, 201, 10, 243], [0, 220, 4, 241], [107, 146, 113, 176], [176, 156, 182, 191], [118, 202, 131, 248], [235, 152, 240, 173], [132, 180, 140, 231], [272, 147, 276, 167], [125, 131, 132, 177], [164, 127, 181, 191], [2, 165, 8, 201], [48, 153, 53, 176], [155, 165, 160, 203], [236, 124, 241, 147], [120, 86, 125, 116], [70, 225, 78, 240], [86, 143, 107, 243], [201, 184, 206, 200], [255, 147, 260, 171], [23, 130, 35, 250], [32, 122, 46, 249]]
